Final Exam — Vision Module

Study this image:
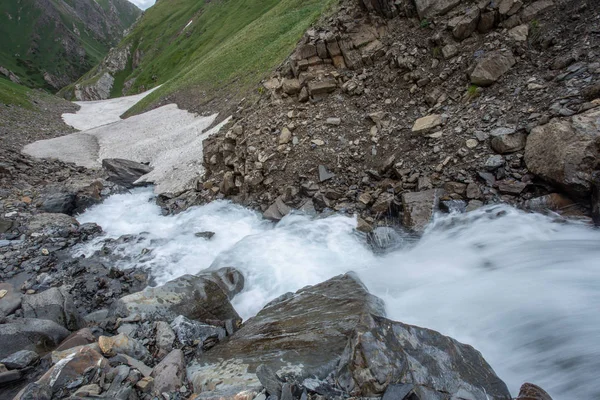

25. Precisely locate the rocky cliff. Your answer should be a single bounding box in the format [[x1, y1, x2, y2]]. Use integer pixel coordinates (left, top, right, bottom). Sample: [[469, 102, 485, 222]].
[[0, 0, 141, 91]]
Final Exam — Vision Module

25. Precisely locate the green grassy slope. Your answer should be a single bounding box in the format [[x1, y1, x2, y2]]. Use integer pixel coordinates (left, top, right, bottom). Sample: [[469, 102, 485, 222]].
[[0, 0, 140, 90], [68, 0, 337, 112], [0, 78, 33, 109]]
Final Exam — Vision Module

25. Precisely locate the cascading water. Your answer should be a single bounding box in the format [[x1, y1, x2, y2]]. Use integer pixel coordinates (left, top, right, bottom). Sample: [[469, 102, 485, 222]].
[[75, 187, 600, 400]]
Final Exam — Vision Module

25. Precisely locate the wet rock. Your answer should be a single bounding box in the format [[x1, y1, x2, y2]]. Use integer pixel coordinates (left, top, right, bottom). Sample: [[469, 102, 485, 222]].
[[401, 189, 444, 233], [521, 193, 574, 214], [187, 274, 510, 399], [170, 315, 226, 347], [55, 328, 96, 352], [187, 273, 385, 398], [27, 213, 79, 236], [525, 108, 600, 197], [0, 282, 22, 318], [21, 287, 83, 331], [498, 180, 528, 195], [0, 370, 21, 384], [0, 318, 69, 358], [18, 347, 109, 398], [1, 350, 39, 369], [109, 267, 243, 323], [263, 197, 291, 221], [371, 192, 395, 214], [412, 114, 443, 133], [516, 383, 553, 399], [102, 158, 153, 189], [41, 192, 77, 214], [151, 349, 185, 394], [490, 131, 527, 154], [98, 333, 151, 362], [471, 51, 516, 86], [195, 231, 215, 240], [592, 172, 600, 225], [466, 182, 482, 199]]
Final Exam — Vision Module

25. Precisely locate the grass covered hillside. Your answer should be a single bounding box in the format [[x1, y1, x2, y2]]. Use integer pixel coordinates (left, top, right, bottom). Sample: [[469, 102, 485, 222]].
[[0, 0, 141, 91], [64, 0, 337, 113]]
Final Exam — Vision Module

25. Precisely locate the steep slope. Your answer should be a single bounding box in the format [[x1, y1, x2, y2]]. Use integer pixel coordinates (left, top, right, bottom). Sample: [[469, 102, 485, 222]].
[[61, 0, 338, 109], [0, 0, 141, 91]]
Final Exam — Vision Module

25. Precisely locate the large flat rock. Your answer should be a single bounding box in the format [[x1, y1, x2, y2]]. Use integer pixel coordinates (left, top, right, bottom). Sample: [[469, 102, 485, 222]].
[[187, 273, 510, 400]]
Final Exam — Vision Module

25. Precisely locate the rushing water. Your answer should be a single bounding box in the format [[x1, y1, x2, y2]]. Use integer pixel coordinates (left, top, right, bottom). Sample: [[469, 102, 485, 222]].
[[75, 187, 600, 399]]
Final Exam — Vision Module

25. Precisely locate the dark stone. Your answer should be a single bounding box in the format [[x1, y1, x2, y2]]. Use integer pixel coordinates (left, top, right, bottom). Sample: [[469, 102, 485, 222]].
[[0, 318, 70, 358], [0, 282, 22, 319], [382, 383, 414, 400], [41, 193, 76, 215], [592, 172, 600, 225], [256, 364, 283, 397], [1, 350, 39, 369], [0, 370, 22, 384], [195, 231, 215, 240], [21, 287, 83, 331], [170, 315, 225, 346], [0, 218, 12, 233], [318, 165, 335, 182], [55, 328, 96, 352], [102, 158, 153, 189]]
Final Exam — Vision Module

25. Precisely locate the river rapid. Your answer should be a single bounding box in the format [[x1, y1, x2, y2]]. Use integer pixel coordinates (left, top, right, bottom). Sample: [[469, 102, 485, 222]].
[[74, 187, 600, 400]]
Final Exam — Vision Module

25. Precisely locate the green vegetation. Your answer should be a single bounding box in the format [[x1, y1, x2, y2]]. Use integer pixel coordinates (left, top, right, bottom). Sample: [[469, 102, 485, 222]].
[[0, 78, 33, 108], [420, 19, 431, 28], [0, 0, 140, 91], [432, 46, 441, 59], [70, 0, 336, 113]]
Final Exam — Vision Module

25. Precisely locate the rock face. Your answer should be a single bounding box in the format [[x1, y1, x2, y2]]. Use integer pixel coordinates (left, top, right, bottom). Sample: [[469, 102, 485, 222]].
[[414, 0, 462, 18], [471, 51, 516, 86], [21, 287, 83, 331], [402, 189, 444, 232], [102, 158, 153, 189], [109, 267, 243, 323], [187, 274, 510, 400], [0, 318, 70, 358], [525, 108, 600, 197]]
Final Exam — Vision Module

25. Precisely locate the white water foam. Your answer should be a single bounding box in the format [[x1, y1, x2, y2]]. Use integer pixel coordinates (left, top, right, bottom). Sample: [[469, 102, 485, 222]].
[[75, 187, 600, 399]]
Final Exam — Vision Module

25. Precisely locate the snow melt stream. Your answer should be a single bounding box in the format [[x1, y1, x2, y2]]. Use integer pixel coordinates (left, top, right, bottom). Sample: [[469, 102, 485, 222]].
[[75, 187, 600, 400]]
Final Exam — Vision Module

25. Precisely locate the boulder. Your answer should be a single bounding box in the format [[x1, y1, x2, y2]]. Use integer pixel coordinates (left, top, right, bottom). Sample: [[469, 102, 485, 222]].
[[516, 383, 553, 399], [401, 189, 444, 233], [263, 197, 291, 221], [281, 79, 301, 95], [16, 347, 109, 398], [98, 333, 150, 362], [55, 328, 96, 352], [449, 7, 480, 40], [411, 114, 443, 133], [1, 350, 39, 369], [0, 318, 70, 358], [21, 287, 83, 331], [414, 0, 461, 18], [471, 51, 516, 86], [170, 315, 225, 346], [41, 193, 77, 215], [0, 217, 12, 233], [102, 158, 153, 189], [307, 80, 337, 96], [109, 267, 243, 323], [490, 131, 527, 154], [187, 274, 510, 400], [27, 213, 79, 236], [0, 282, 22, 319], [155, 321, 176, 358], [151, 349, 185, 394], [524, 108, 600, 197], [371, 192, 395, 214]]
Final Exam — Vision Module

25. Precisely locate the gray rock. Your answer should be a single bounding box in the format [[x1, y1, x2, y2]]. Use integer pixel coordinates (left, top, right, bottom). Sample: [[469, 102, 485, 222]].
[[0, 370, 22, 384], [449, 7, 480, 40], [371, 192, 395, 214], [55, 328, 96, 352], [318, 165, 335, 182], [151, 349, 185, 394], [170, 315, 225, 346], [187, 274, 510, 399], [75, 71, 114, 101], [195, 231, 215, 240], [27, 213, 79, 236], [41, 193, 76, 215], [0, 318, 70, 358], [1, 350, 39, 369], [414, 0, 461, 18], [155, 321, 176, 358], [256, 364, 283, 397], [0, 282, 22, 318], [109, 267, 243, 323], [21, 287, 83, 331], [490, 131, 527, 154], [0, 218, 12, 233], [382, 383, 414, 400], [471, 51, 516, 86], [401, 189, 444, 233], [102, 158, 153, 189], [263, 197, 292, 221], [525, 108, 600, 197], [485, 155, 505, 171]]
